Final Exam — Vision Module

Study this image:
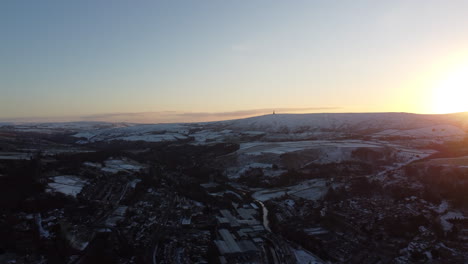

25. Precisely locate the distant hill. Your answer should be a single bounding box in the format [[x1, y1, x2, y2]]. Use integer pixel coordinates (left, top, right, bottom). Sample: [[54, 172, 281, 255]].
[[2, 112, 467, 143], [222, 112, 468, 133]]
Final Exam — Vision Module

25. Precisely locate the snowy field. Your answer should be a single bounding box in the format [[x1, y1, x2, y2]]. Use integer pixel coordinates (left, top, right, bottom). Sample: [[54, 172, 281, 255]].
[[47, 176, 87, 197], [84, 158, 145, 173], [237, 140, 384, 156], [230, 139, 435, 181], [372, 124, 465, 139]]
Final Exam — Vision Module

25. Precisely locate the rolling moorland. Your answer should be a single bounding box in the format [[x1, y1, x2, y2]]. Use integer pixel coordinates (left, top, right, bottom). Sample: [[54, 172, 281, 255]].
[[1, 112, 468, 263]]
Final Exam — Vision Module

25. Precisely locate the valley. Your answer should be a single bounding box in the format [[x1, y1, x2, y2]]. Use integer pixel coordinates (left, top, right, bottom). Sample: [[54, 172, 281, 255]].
[[1, 113, 467, 263]]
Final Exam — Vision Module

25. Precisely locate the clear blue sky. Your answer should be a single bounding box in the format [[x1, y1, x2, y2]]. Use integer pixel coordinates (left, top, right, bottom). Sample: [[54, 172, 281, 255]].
[[2, 1, 468, 122]]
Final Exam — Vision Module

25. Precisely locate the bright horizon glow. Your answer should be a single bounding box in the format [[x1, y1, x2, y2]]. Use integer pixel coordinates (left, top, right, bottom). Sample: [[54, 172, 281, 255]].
[[432, 65, 468, 114], [2, 1, 468, 122]]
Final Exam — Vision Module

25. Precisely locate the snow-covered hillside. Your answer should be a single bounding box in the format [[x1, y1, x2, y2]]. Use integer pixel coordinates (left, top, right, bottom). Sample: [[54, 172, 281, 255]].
[[372, 124, 465, 140], [73, 123, 192, 143], [222, 113, 468, 134], [67, 112, 468, 144]]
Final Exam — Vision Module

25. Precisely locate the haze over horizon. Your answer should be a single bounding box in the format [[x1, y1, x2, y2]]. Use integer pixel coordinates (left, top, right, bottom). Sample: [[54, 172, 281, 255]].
[[2, 109, 468, 125], [3, 1, 468, 122]]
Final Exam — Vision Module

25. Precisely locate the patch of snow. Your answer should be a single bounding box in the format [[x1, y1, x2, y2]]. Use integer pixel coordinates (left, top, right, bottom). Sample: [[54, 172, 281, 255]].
[[35, 213, 50, 239], [440, 211, 465, 232], [435, 200, 449, 214], [84, 161, 102, 168], [293, 248, 324, 264], [100, 158, 145, 173], [237, 140, 383, 156], [129, 179, 142, 188], [47, 176, 87, 197]]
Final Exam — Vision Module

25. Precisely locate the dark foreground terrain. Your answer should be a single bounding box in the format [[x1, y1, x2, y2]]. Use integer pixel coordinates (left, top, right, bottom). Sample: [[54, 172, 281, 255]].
[[1, 114, 468, 263]]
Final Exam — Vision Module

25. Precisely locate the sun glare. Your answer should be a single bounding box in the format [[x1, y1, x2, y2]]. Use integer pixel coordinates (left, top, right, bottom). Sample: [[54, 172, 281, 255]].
[[432, 65, 468, 114]]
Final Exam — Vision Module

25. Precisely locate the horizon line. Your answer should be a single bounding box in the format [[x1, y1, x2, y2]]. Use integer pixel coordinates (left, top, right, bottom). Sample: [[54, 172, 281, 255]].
[[1, 109, 467, 125]]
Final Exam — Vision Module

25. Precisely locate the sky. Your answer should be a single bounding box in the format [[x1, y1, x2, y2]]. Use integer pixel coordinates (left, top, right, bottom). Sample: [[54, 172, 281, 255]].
[[2, 0, 468, 123]]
